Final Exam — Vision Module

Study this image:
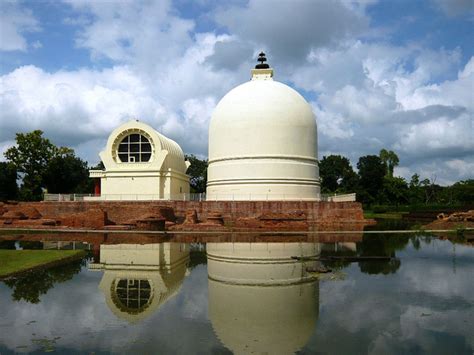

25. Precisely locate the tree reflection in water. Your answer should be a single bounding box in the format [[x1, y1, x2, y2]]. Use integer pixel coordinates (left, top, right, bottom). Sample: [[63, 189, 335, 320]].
[[3, 258, 85, 304], [321, 234, 412, 275], [0, 240, 16, 249], [357, 233, 409, 274]]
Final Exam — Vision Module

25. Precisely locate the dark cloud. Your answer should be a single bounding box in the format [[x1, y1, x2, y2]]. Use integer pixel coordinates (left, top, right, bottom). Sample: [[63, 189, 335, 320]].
[[205, 39, 254, 70], [215, 0, 369, 64]]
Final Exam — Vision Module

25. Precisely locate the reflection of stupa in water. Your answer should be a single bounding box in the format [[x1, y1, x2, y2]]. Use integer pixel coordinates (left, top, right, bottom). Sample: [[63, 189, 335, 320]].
[[207, 243, 320, 355], [89, 243, 189, 323]]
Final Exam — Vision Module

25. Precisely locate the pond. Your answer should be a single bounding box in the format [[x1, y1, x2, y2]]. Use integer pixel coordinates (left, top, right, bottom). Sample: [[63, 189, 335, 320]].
[[0, 231, 473, 354]]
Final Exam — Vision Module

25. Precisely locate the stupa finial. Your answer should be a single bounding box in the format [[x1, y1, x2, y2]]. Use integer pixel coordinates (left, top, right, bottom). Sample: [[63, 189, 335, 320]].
[[255, 52, 270, 69]]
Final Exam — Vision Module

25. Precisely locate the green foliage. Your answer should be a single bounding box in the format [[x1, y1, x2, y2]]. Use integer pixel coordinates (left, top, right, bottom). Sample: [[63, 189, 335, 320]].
[[379, 149, 399, 177], [91, 161, 105, 170], [43, 154, 90, 193], [451, 180, 474, 204], [4, 130, 93, 200], [185, 154, 208, 193], [378, 176, 409, 205], [319, 155, 359, 193], [323, 149, 471, 208], [0, 162, 18, 200], [357, 155, 386, 204], [408, 173, 423, 204], [372, 203, 469, 213], [4, 130, 58, 200]]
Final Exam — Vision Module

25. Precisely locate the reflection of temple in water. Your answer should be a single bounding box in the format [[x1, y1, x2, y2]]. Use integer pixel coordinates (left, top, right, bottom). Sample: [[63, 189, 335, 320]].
[[207, 242, 320, 355], [89, 243, 189, 323], [42, 240, 92, 250]]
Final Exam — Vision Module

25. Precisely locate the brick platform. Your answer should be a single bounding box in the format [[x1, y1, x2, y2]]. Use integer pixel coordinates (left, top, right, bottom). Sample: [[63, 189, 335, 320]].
[[0, 200, 371, 231]]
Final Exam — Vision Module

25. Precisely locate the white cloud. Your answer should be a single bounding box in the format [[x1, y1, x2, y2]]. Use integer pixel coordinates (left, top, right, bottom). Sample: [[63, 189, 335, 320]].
[[289, 40, 473, 183], [0, 31, 240, 161], [0, 65, 168, 153], [404, 57, 473, 111], [445, 159, 474, 178], [311, 104, 354, 140], [394, 112, 473, 156], [0, 1, 40, 51], [0, 1, 471, 184], [65, 0, 194, 72]]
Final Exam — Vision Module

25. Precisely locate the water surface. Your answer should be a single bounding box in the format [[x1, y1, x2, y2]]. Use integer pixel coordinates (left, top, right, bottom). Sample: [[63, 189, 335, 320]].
[[0, 232, 473, 354]]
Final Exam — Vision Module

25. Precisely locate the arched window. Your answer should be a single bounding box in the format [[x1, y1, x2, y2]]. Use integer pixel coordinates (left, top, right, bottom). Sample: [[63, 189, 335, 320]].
[[112, 279, 152, 314], [117, 134, 152, 162]]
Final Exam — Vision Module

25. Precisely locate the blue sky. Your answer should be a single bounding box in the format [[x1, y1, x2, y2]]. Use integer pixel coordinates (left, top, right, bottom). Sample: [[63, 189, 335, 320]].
[[0, 0, 473, 184]]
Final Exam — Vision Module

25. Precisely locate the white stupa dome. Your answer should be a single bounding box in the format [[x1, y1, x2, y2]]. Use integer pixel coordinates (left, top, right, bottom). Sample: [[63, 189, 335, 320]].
[[207, 53, 320, 200]]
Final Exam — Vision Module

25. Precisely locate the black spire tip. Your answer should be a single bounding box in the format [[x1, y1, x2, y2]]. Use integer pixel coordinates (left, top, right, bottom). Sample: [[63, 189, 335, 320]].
[[255, 51, 270, 69]]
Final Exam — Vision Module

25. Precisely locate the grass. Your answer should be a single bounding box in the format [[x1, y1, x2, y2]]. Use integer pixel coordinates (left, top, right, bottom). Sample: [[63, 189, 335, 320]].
[[369, 204, 472, 213], [0, 250, 85, 278]]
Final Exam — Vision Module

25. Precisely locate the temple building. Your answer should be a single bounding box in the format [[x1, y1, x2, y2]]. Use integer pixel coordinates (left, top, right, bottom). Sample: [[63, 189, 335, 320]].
[[89, 120, 190, 200], [207, 53, 320, 200], [87, 54, 325, 202]]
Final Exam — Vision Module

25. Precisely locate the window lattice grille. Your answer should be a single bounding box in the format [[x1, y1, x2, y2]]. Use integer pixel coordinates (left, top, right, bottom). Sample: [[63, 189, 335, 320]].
[[117, 134, 152, 163]]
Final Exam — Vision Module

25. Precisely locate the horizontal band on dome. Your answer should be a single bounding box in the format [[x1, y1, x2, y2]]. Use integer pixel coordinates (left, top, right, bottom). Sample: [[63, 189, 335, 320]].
[[207, 178, 321, 186], [208, 275, 318, 287], [207, 254, 313, 264], [208, 155, 319, 164]]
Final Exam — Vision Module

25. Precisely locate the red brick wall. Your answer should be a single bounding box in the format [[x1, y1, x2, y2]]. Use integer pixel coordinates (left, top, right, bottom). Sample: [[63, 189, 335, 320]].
[[20, 200, 365, 225]]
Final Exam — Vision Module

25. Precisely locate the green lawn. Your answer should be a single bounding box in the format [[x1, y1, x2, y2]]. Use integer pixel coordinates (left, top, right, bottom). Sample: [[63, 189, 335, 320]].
[[0, 250, 85, 278]]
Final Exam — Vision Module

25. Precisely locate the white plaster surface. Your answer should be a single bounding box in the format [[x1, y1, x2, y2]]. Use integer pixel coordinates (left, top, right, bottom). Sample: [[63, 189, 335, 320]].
[[89, 120, 190, 200], [207, 68, 320, 200]]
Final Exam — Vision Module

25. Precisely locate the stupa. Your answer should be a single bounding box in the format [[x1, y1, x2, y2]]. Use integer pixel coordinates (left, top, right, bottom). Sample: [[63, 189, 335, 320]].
[[207, 52, 320, 200]]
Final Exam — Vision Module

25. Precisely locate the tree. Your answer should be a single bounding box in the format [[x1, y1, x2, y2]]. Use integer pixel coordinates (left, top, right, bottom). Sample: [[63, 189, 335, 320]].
[[319, 155, 359, 193], [43, 154, 91, 193], [379, 176, 409, 205], [4, 130, 93, 200], [4, 130, 59, 200], [408, 173, 424, 204], [379, 149, 399, 177], [357, 155, 386, 204], [451, 180, 474, 204], [184, 154, 208, 193], [0, 162, 18, 200], [420, 177, 440, 204]]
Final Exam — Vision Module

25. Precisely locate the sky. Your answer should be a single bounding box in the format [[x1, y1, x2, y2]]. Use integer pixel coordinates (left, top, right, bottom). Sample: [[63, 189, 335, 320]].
[[0, 0, 473, 185]]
